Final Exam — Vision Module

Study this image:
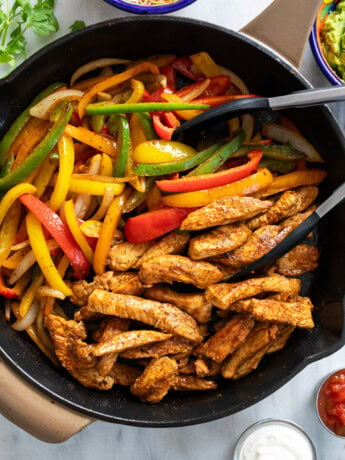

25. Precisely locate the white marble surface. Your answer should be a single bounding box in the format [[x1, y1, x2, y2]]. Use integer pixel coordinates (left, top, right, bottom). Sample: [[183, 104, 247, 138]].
[[1, 0, 345, 458]]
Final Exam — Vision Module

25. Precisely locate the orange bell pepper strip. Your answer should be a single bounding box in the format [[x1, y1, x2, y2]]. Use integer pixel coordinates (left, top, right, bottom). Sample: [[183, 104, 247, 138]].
[[258, 169, 327, 197], [0, 201, 21, 267], [64, 200, 94, 264], [0, 183, 36, 227], [162, 168, 273, 208], [78, 62, 160, 119], [100, 153, 113, 177], [126, 79, 145, 104], [26, 212, 72, 297], [161, 92, 202, 120], [190, 52, 221, 77], [49, 134, 75, 211], [64, 124, 117, 157], [93, 188, 129, 275]]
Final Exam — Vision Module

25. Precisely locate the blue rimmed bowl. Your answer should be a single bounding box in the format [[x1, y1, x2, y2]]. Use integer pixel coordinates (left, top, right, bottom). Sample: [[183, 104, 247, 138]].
[[310, 0, 344, 85], [104, 0, 197, 14]]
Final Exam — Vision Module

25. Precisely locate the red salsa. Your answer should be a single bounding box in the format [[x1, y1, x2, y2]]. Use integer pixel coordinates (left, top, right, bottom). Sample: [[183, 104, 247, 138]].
[[318, 369, 345, 436]]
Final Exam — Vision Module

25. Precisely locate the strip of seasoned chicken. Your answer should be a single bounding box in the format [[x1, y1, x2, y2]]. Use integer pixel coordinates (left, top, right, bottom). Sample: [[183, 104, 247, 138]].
[[221, 323, 279, 379], [120, 336, 193, 359], [180, 195, 272, 231], [229, 296, 314, 328], [139, 255, 223, 289], [70, 271, 143, 307], [188, 223, 252, 260], [130, 357, 178, 403], [107, 241, 154, 271], [280, 206, 316, 233], [46, 315, 114, 390], [232, 346, 270, 380], [93, 330, 172, 357], [266, 324, 295, 354], [108, 361, 141, 386], [205, 275, 301, 310], [87, 290, 203, 342], [212, 225, 289, 269], [247, 186, 318, 230], [172, 375, 217, 391], [195, 314, 255, 363], [275, 244, 319, 277], [144, 285, 212, 323], [134, 231, 190, 268]]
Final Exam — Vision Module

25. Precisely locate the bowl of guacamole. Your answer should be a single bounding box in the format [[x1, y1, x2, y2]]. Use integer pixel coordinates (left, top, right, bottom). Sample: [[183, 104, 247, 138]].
[[310, 0, 345, 85]]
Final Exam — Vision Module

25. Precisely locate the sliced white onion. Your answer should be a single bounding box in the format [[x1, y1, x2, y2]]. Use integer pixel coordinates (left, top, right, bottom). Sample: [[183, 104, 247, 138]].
[[70, 58, 131, 86], [11, 300, 40, 331], [218, 65, 249, 94], [262, 122, 324, 162], [30, 90, 84, 120], [36, 286, 65, 300], [11, 240, 30, 251]]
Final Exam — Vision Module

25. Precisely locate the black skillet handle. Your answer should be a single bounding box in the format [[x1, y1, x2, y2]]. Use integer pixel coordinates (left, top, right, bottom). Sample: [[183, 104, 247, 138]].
[[228, 212, 320, 282], [172, 97, 270, 140]]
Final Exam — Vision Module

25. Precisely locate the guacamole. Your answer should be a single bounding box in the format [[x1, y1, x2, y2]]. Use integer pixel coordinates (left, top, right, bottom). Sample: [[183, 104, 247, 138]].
[[321, 0, 345, 81]]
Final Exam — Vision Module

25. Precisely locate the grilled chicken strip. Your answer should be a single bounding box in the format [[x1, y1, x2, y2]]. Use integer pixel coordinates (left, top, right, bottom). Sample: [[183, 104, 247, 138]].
[[205, 275, 301, 310], [70, 271, 143, 307], [107, 241, 153, 271], [108, 361, 141, 386], [144, 285, 212, 323], [130, 357, 178, 403], [180, 195, 272, 231], [194, 314, 255, 363], [266, 324, 295, 354], [275, 244, 319, 277], [247, 186, 318, 230], [134, 231, 190, 268], [172, 375, 217, 391], [139, 255, 223, 289], [188, 223, 252, 260], [46, 315, 114, 390], [120, 336, 194, 359], [229, 296, 314, 328], [87, 290, 203, 342], [280, 206, 316, 233], [221, 322, 279, 379]]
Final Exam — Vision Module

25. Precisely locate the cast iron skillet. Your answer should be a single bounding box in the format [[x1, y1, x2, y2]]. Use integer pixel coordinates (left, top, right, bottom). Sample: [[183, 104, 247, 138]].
[[0, 17, 345, 427]]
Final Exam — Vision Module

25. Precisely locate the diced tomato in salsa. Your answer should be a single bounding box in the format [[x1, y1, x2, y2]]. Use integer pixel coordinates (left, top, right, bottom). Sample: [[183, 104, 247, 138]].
[[318, 369, 345, 436]]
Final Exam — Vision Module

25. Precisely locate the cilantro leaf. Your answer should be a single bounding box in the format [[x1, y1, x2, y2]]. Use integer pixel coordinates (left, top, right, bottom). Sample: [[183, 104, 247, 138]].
[[70, 20, 85, 32]]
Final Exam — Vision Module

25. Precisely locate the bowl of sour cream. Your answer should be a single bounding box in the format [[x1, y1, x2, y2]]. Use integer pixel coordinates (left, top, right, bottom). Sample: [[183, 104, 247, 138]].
[[233, 419, 317, 460]]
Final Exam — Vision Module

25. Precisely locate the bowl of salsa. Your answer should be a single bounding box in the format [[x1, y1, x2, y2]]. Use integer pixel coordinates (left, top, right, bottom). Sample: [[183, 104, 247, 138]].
[[317, 368, 345, 437], [103, 0, 197, 14]]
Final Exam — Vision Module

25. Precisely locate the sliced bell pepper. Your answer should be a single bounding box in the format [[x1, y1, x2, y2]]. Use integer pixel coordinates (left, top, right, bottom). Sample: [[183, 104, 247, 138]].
[[68, 175, 125, 196], [64, 124, 117, 157], [111, 116, 131, 177], [0, 201, 21, 268], [64, 200, 94, 264], [152, 113, 174, 140], [136, 112, 157, 140], [172, 57, 204, 81], [130, 113, 148, 149], [19, 193, 90, 279], [100, 153, 113, 177], [234, 143, 306, 161], [0, 183, 36, 228], [126, 79, 145, 104], [33, 157, 58, 198], [260, 158, 296, 174], [134, 141, 223, 176], [124, 206, 193, 244], [162, 168, 273, 207], [190, 52, 220, 78], [146, 185, 162, 211], [18, 271, 44, 318], [123, 177, 155, 213], [86, 101, 210, 116], [201, 76, 231, 97], [162, 111, 180, 128], [175, 79, 211, 101], [90, 114, 105, 134], [160, 93, 202, 120], [157, 149, 262, 193], [192, 94, 259, 107], [0, 268, 20, 299], [258, 169, 327, 197], [159, 65, 177, 92], [133, 139, 196, 164], [26, 212, 72, 296]]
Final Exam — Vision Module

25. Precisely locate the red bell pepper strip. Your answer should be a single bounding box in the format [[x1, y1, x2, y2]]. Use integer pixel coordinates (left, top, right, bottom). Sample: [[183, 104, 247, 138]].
[[175, 79, 211, 101], [172, 57, 204, 81], [201, 75, 231, 97], [19, 194, 90, 279], [152, 113, 174, 140], [160, 65, 177, 92], [156, 150, 263, 193], [124, 206, 193, 243], [162, 111, 180, 128], [0, 269, 19, 299], [193, 94, 260, 107]]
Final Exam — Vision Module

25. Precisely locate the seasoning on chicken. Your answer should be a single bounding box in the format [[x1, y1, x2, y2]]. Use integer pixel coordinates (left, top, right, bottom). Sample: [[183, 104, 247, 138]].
[[134, 231, 190, 268], [139, 254, 223, 289], [109, 361, 141, 386], [120, 336, 194, 359], [247, 186, 318, 230], [144, 285, 212, 323], [87, 290, 203, 342], [180, 195, 272, 231], [130, 356, 178, 403], [172, 375, 217, 391], [229, 296, 315, 328], [266, 324, 295, 354], [195, 314, 255, 363], [188, 223, 252, 260], [205, 275, 301, 310], [275, 244, 319, 276], [280, 206, 316, 233], [107, 241, 154, 271]]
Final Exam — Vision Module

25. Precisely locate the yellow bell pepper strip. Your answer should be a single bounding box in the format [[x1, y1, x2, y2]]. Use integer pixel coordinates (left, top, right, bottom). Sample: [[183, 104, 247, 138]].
[[126, 79, 145, 103], [26, 212, 72, 296], [100, 153, 113, 177], [18, 271, 45, 318], [130, 113, 148, 149], [64, 200, 94, 264], [0, 201, 21, 267], [162, 168, 274, 207], [49, 134, 75, 211], [258, 169, 327, 197], [0, 183, 36, 228], [64, 124, 117, 157], [190, 52, 221, 77], [80, 219, 103, 239], [160, 93, 203, 120], [33, 157, 57, 198], [0, 83, 64, 167], [93, 189, 129, 275], [19, 194, 90, 279], [111, 116, 131, 177], [86, 101, 210, 116], [134, 142, 223, 176], [78, 62, 160, 119], [123, 177, 155, 213], [69, 175, 126, 196], [133, 140, 197, 164]]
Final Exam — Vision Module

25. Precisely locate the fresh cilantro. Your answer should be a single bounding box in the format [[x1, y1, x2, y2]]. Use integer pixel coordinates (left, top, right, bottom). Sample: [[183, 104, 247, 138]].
[[70, 20, 85, 32]]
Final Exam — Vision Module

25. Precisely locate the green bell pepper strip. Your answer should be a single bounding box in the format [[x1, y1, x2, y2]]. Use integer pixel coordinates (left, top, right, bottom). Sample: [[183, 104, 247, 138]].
[[123, 177, 155, 213], [233, 143, 306, 161], [86, 102, 210, 115], [137, 112, 157, 140], [112, 115, 131, 177], [0, 101, 72, 192], [134, 141, 223, 176], [0, 82, 65, 167], [91, 114, 105, 133], [188, 130, 245, 176], [259, 157, 297, 174]]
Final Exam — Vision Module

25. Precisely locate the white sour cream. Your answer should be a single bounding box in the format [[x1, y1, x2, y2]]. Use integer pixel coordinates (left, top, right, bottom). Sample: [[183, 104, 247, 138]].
[[238, 423, 315, 460]]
